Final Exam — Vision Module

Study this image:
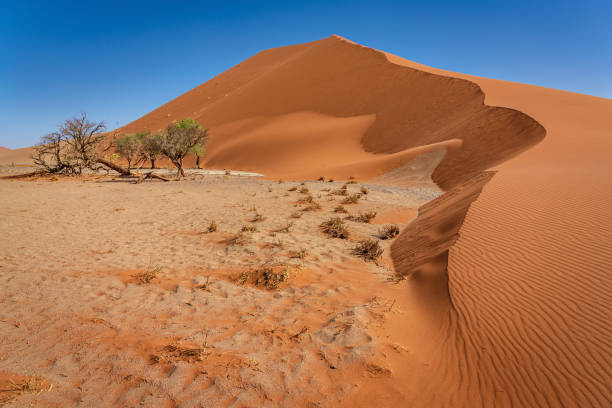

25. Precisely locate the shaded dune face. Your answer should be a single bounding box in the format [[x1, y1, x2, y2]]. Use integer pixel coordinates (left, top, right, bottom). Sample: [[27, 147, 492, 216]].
[[119, 36, 544, 189]]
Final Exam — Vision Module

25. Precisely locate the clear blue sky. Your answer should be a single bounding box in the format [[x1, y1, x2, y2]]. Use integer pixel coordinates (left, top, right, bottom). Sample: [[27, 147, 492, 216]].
[[1, 0, 610, 148]]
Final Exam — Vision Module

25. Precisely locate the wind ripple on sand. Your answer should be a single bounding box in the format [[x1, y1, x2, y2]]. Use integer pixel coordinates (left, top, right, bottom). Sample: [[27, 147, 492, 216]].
[[444, 171, 612, 407]]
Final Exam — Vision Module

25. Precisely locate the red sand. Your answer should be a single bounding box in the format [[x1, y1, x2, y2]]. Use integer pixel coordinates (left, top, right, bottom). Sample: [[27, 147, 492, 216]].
[[1, 35, 610, 407]]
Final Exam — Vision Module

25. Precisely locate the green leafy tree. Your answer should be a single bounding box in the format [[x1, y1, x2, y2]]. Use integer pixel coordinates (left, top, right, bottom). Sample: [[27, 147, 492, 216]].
[[116, 133, 142, 171], [190, 143, 205, 169], [160, 118, 208, 178], [137, 131, 163, 169]]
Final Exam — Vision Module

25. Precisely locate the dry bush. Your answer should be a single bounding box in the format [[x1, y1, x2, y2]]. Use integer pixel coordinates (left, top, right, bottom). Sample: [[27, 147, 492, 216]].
[[378, 224, 400, 240], [327, 178, 334, 182], [343, 193, 361, 204], [289, 248, 308, 260], [237, 263, 298, 289], [224, 169, 231, 175], [250, 213, 266, 222], [133, 264, 162, 284], [347, 179, 357, 184], [241, 224, 257, 232], [347, 211, 377, 223], [290, 211, 303, 219], [302, 202, 322, 211], [353, 239, 383, 262], [320, 217, 349, 239], [334, 205, 348, 213], [360, 186, 369, 195], [288, 186, 298, 192], [297, 194, 314, 203], [318, 176, 325, 181], [299, 186, 309, 194], [273, 222, 294, 233], [206, 220, 217, 233], [150, 339, 208, 364], [332, 188, 349, 196]]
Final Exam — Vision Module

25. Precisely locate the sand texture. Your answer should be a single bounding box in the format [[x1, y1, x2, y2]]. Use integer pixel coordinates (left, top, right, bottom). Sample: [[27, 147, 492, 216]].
[[1, 35, 611, 407]]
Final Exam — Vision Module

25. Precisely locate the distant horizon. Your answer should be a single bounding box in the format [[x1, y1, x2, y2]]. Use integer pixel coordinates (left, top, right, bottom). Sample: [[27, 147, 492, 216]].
[[2, 0, 610, 149]]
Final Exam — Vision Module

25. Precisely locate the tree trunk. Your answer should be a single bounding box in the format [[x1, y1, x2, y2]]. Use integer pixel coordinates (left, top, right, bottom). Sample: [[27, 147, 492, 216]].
[[96, 158, 132, 175], [195, 155, 200, 169], [151, 159, 156, 169]]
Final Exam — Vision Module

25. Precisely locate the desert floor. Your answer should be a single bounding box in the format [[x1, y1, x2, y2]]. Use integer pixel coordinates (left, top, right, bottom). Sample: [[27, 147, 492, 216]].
[[0, 173, 440, 407]]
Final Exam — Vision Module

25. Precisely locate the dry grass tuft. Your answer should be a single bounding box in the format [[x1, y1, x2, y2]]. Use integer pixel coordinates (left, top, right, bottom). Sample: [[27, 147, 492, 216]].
[[378, 224, 400, 240], [302, 202, 322, 212], [288, 248, 308, 260], [237, 263, 299, 289], [1, 376, 47, 404], [360, 186, 369, 195], [318, 176, 325, 182], [288, 186, 298, 192], [334, 205, 348, 213], [299, 186, 309, 194], [353, 239, 383, 262], [250, 213, 266, 223], [229, 232, 250, 246], [133, 264, 162, 284], [241, 224, 257, 232], [347, 211, 377, 223], [320, 217, 349, 239], [206, 220, 217, 233], [297, 194, 314, 204], [224, 169, 231, 176], [343, 193, 361, 204], [332, 187, 349, 196], [290, 211, 303, 219]]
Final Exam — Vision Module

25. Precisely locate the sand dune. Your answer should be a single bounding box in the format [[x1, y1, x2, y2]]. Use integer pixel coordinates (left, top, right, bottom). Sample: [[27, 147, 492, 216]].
[[2, 35, 610, 407], [119, 35, 544, 189]]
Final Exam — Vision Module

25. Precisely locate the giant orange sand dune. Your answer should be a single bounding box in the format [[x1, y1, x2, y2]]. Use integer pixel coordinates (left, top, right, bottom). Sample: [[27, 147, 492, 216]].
[[3, 35, 611, 407]]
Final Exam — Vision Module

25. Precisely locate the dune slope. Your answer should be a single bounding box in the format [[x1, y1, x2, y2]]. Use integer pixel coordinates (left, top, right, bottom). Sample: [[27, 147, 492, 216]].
[[119, 35, 543, 189], [388, 53, 612, 406]]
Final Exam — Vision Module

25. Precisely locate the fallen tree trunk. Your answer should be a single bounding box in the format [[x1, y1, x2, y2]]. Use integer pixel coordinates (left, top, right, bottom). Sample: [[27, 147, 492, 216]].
[[136, 171, 172, 183], [0, 170, 47, 180], [96, 158, 132, 176]]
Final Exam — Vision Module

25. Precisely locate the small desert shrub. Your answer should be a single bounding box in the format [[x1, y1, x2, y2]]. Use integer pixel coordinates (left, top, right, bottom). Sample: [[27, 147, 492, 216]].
[[133, 264, 162, 284], [343, 193, 361, 204], [289, 248, 308, 260], [237, 263, 296, 289], [360, 186, 369, 195], [327, 179, 334, 182], [288, 186, 297, 192], [299, 186, 309, 194], [297, 194, 314, 203], [320, 217, 349, 239], [302, 202, 322, 212], [378, 224, 400, 240], [318, 176, 325, 182], [347, 179, 357, 184], [290, 211, 303, 219], [332, 188, 348, 196], [250, 213, 266, 222], [334, 205, 348, 213], [347, 211, 377, 223], [241, 224, 257, 232], [353, 239, 383, 262], [206, 220, 218, 233], [224, 169, 231, 175], [278, 179, 283, 184]]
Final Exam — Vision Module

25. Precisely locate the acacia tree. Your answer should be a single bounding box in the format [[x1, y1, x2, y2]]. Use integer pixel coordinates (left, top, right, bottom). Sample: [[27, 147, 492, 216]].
[[190, 143, 205, 169], [32, 131, 70, 173], [161, 118, 208, 178], [137, 132, 163, 169], [116, 133, 142, 171]]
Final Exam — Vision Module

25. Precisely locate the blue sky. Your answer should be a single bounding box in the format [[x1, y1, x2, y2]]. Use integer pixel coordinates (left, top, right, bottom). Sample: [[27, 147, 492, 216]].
[[1, 0, 610, 148]]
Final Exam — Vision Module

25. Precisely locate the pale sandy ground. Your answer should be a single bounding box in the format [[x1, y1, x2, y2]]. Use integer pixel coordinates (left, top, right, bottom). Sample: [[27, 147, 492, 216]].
[[0, 174, 440, 407]]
